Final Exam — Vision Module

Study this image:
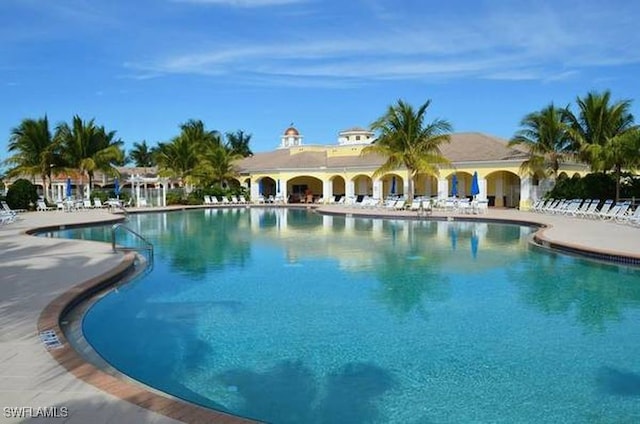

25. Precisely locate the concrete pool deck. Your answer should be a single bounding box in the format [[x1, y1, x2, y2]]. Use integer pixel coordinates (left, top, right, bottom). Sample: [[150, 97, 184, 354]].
[[1, 206, 639, 423]]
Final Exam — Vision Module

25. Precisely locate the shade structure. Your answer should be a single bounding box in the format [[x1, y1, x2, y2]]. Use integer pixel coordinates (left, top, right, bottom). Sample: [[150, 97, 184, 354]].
[[471, 171, 480, 198], [114, 177, 120, 199], [65, 177, 72, 199], [451, 175, 458, 197], [390, 176, 397, 195], [258, 179, 263, 195]]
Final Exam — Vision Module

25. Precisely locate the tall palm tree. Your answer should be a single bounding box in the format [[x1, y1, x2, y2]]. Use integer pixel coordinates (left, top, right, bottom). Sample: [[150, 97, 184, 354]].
[[5, 116, 60, 201], [225, 130, 253, 157], [195, 144, 242, 188], [362, 99, 452, 200], [594, 128, 640, 201], [55, 115, 124, 197], [564, 91, 638, 200], [155, 136, 200, 191], [509, 104, 574, 179], [128, 140, 157, 167], [179, 119, 221, 147]]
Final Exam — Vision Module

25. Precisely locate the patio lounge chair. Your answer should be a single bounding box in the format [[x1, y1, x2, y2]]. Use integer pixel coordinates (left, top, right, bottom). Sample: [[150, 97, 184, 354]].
[[37, 200, 53, 211], [584, 199, 613, 219]]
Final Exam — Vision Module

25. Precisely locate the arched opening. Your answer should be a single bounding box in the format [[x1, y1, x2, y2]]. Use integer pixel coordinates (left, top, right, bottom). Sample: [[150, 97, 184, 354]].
[[485, 170, 521, 208], [258, 177, 277, 197], [414, 175, 438, 198], [331, 175, 345, 202], [287, 175, 323, 203], [352, 174, 373, 201], [447, 171, 473, 199], [381, 173, 403, 197]]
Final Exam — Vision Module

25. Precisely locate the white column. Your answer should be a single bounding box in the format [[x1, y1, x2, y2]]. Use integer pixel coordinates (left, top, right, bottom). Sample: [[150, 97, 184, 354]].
[[346, 179, 355, 199], [135, 179, 141, 207], [519, 176, 532, 210], [403, 177, 410, 198], [437, 178, 448, 199], [424, 176, 432, 198], [162, 182, 167, 207], [251, 179, 260, 202], [323, 179, 332, 203], [373, 179, 383, 200], [479, 178, 488, 201], [281, 179, 288, 203]]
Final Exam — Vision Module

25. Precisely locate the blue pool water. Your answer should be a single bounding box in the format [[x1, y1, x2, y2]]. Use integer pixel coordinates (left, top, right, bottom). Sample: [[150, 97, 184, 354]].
[[49, 209, 640, 423]]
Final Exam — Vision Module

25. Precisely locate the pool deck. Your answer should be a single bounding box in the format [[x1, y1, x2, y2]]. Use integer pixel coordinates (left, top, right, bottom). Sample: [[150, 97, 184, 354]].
[[1, 206, 639, 423]]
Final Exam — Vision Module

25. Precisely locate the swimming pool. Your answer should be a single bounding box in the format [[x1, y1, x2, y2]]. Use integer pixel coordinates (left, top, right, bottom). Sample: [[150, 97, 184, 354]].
[[51, 208, 640, 423]]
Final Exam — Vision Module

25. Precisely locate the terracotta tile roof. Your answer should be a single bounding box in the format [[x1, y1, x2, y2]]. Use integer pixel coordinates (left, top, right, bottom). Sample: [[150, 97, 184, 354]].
[[237, 132, 527, 172]]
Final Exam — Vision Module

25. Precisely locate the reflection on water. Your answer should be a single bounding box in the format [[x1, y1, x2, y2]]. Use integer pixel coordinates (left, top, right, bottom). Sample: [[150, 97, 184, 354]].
[[48, 208, 640, 423]]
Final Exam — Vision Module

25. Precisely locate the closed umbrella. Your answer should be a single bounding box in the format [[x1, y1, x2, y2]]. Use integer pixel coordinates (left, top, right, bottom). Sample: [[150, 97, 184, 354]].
[[390, 176, 397, 195], [276, 179, 281, 194], [471, 171, 480, 198], [114, 177, 120, 199], [65, 177, 72, 199], [258, 179, 263, 195], [451, 175, 458, 197]]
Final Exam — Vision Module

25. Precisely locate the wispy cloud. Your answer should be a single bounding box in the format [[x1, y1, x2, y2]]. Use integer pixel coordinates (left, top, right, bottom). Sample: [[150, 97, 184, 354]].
[[125, 1, 640, 85]]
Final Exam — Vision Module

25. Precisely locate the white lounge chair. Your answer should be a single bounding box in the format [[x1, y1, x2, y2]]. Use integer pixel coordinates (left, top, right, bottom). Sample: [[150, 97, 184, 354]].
[[37, 200, 53, 211], [585, 199, 613, 219]]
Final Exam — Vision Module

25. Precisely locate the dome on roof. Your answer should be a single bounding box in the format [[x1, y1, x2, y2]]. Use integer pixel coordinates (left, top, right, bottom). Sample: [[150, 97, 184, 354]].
[[284, 126, 299, 136]]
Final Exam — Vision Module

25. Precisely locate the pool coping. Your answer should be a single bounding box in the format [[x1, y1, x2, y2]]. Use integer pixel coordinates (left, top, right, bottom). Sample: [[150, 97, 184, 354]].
[[13, 205, 640, 424]]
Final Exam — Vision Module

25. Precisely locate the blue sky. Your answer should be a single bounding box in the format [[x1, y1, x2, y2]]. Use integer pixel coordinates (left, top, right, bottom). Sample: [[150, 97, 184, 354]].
[[1, 0, 640, 158]]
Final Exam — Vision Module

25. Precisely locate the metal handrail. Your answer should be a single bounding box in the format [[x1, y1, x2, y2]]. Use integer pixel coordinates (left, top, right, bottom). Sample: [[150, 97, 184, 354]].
[[111, 223, 153, 260]]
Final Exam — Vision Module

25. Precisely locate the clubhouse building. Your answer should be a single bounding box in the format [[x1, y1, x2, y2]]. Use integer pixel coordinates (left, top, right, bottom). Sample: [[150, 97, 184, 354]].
[[237, 126, 588, 210]]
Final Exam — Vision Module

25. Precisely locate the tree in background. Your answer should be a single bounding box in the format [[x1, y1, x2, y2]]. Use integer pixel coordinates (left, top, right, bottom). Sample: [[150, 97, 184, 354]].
[[225, 130, 253, 157], [55, 115, 124, 197], [362, 99, 452, 201], [5, 116, 60, 201], [128, 140, 157, 167], [564, 90, 638, 200], [509, 104, 574, 180]]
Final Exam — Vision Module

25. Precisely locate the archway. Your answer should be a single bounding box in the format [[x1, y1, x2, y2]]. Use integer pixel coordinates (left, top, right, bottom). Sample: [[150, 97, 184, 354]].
[[447, 171, 473, 199], [287, 175, 323, 203], [352, 174, 373, 201], [258, 177, 276, 197], [485, 170, 521, 208], [331, 175, 345, 202], [381, 173, 403, 197]]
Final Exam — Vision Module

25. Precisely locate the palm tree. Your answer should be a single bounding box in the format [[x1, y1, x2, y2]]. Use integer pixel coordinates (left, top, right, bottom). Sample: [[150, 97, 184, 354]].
[[509, 104, 574, 179], [179, 119, 221, 147], [564, 91, 638, 200], [225, 130, 253, 157], [155, 136, 200, 191], [128, 140, 157, 167], [5, 116, 60, 201], [594, 128, 640, 201], [362, 99, 452, 200], [55, 115, 124, 197], [195, 144, 242, 188]]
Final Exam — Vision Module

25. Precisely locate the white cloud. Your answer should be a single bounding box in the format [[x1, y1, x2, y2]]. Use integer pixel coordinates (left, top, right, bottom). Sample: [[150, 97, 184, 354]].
[[126, 1, 640, 85]]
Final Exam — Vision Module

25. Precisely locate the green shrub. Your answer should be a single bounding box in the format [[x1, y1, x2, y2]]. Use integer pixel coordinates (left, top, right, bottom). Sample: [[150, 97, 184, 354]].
[[6, 179, 38, 210]]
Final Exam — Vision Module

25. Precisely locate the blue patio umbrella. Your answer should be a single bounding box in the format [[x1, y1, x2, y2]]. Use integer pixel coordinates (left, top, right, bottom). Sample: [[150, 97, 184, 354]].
[[65, 177, 72, 199], [451, 174, 458, 197], [471, 171, 480, 198], [258, 179, 263, 195], [114, 177, 120, 199], [276, 179, 281, 194], [390, 176, 397, 195]]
